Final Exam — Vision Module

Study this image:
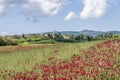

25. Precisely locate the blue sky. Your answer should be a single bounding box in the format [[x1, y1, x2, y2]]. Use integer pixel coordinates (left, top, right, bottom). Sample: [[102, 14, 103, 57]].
[[0, 0, 120, 35]]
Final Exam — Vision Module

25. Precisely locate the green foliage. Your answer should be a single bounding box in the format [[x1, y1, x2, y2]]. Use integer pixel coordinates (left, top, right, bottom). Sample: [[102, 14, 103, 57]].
[[0, 37, 18, 46], [18, 38, 26, 44], [0, 32, 119, 46], [24, 34, 49, 42], [12, 35, 21, 39], [87, 36, 93, 41], [30, 40, 55, 44], [54, 33, 64, 40], [48, 33, 54, 39], [75, 34, 85, 41], [0, 37, 6, 46]]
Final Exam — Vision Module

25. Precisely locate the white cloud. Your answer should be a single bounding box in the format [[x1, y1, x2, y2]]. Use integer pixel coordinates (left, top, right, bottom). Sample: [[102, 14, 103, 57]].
[[0, 0, 66, 19], [0, 5, 5, 14], [80, 0, 109, 19], [0, 0, 6, 14], [64, 12, 77, 21], [0, 0, 117, 20], [23, 0, 65, 16]]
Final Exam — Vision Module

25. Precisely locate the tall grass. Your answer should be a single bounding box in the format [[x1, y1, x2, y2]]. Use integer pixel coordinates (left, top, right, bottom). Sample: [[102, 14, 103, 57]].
[[0, 40, 103, 72]]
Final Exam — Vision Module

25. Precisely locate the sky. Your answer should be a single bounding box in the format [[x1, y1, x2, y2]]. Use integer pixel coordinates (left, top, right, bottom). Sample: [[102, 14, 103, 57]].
[[0, 0, 120, 35]]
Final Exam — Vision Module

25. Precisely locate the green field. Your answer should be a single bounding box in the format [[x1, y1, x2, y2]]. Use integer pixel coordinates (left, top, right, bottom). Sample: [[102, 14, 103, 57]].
[[0, 39, 120, 80], [0, 41, 102, 72]]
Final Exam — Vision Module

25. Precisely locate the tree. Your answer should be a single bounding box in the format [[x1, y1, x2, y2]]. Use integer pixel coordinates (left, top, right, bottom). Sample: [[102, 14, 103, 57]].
[[87, 36, 93, 41], [12, 35, 21, 39], [75, 34, 85, 41], [0, 37, 6, 46], [0, 37, 18, 46], [54, 33, 64, 41], [48, 33, 54, 40], [108, 33, 113, 38], [98, 34, 104, 39], [22, 34, 25, 38]]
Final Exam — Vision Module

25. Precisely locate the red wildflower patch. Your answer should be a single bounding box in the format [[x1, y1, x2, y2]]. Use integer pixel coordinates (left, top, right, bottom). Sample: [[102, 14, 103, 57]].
[[0, 39, 120, 80]]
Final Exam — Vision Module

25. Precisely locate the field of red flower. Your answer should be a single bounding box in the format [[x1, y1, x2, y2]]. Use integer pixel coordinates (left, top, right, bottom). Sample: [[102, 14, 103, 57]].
[[0, 39, 120, 80]]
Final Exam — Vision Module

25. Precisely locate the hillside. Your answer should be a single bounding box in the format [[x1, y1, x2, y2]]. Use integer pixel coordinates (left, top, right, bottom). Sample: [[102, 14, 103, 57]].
[[59, 30, 120, 36]]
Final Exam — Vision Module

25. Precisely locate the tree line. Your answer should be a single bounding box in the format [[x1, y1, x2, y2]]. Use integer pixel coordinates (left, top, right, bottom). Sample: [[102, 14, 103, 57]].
[[0, 32, 119, 46], [48, 32, 119, 42]]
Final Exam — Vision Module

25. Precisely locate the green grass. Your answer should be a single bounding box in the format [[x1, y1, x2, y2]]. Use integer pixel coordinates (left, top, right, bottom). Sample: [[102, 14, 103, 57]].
[[29, 40, 55, 44], [0, 40, 104, 72]]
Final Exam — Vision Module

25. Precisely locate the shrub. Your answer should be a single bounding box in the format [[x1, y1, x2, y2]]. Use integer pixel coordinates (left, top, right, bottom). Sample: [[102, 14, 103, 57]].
[[0, 37, 18, 46], [30, 40, 55, 44], [0, 37, 7, 46]]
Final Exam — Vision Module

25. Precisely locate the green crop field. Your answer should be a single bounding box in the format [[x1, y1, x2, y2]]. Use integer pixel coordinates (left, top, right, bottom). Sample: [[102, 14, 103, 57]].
[[0, 40, 120, 80]]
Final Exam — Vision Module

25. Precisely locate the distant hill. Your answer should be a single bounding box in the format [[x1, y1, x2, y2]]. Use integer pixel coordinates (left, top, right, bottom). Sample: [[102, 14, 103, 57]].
[[1, 30, 120, 36], [58, 30, 120, 36]]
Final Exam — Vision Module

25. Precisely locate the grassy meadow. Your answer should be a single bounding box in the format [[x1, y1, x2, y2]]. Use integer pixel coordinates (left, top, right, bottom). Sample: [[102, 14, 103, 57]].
[[0, 39, 120, 80], [0, 41, 102, 71]]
